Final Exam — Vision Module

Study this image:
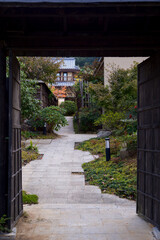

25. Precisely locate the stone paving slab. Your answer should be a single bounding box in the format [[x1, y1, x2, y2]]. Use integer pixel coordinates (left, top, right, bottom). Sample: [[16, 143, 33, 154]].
[[16, 204, 155, 240], [16, 117, 155, 240]]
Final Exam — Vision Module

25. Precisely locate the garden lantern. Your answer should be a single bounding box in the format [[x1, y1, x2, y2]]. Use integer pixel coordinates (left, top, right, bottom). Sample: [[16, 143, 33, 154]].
[[43, 122, 47, 135], [105, 138, 110, 161]]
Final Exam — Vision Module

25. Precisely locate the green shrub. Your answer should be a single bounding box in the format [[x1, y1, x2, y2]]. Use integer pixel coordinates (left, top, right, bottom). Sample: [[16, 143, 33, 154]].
[[78, 107, 101, 133], [22, 131, 39, 139], [21, 79, 41, 121], [22, 191, 38, 204], [123, 119, 137, 135], [28, 106, 68, 132], [21, 131, 58, 140], [95, 111, 125, 131], [60, 101, 77, 116], [126, 134, 137, 156]]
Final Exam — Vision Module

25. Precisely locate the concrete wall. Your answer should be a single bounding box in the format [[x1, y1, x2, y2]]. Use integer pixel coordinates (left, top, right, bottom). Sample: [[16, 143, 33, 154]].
[[58, 98, 65, 106], [104, 57, 148, 86]]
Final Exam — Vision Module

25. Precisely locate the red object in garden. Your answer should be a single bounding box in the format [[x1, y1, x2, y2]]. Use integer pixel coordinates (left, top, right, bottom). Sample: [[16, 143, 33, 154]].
[[134, 105, 137, 109], [129, 114, 132, 119]]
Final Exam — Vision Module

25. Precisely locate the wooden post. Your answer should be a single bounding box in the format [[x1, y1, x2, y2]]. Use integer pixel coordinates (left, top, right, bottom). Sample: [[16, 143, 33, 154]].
[[0, 47, 8, 217]]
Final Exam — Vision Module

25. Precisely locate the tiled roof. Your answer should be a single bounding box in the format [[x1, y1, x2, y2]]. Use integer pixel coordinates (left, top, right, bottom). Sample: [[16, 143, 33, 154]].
[[53, 58, 80, 70]]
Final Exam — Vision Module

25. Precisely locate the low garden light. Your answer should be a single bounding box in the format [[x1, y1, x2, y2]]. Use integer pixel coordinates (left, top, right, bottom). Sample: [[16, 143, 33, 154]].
[[43, 122, 47, 135], [105, 138, 110, 161]]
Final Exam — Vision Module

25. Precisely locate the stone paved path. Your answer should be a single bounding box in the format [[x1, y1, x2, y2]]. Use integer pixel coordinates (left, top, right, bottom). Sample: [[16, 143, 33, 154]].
[[16, 117, 154, 240]]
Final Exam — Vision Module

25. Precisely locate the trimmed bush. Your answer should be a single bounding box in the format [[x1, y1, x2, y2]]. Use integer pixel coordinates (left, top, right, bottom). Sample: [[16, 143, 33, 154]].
[[28, 106, 68, 133], [60, 100, 77, 116], [77, 107, 101, 133]]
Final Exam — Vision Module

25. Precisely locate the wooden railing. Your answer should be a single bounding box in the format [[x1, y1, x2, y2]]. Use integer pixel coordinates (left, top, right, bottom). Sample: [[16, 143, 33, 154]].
[[56, 76, 75, 82]]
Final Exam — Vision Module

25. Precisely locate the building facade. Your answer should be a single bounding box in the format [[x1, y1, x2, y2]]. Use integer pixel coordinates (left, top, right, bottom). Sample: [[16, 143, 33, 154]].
[[52, 58, 80, 105], [37, 81, 58, 108]]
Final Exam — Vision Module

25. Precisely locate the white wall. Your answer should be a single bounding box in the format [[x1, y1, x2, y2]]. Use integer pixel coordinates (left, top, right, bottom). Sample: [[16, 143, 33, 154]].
[[104, 57, 148, 86], [58, 98, 65, 106]]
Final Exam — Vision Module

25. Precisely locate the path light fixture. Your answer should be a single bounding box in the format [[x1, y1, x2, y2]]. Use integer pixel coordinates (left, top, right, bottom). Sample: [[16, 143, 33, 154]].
[[105, 138, 110, 161], [43, 122, 47, 135]]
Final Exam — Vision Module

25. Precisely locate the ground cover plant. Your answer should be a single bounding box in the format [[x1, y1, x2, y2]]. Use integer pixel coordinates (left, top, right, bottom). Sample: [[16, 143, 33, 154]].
[[76, 137, 137, 200], [22, 141, 42, 166], [22, 131, 58, 140], [22, 191, 38, 204], [0, 215, 10, 233]]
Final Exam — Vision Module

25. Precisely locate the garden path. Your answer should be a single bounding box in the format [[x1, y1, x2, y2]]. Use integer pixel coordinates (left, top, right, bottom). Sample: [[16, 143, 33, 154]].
[[16, 117, 154, 240]]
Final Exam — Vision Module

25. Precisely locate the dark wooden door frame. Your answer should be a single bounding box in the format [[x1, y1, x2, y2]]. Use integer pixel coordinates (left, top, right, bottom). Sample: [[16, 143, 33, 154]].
[[137, 54, 160, 230], [8, 51, 23, 229]]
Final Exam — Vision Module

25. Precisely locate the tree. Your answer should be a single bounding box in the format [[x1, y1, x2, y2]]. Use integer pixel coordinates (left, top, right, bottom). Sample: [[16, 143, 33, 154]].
[[51, 86, 67, 98], [88, 83, 112, 111], [19, 57, 61, 83], [78, 60, 103, 84], [75, 57, 98, 67], [89, 63, 138, 113], [21, 79, 41, 121], [108, 63, 137, 112]]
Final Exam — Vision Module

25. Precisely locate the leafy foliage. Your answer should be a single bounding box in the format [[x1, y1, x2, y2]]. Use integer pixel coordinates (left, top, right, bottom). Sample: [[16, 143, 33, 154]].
[[25, 141, 38, 153], [108, 63, 138, 112], [0, 215, 10, 233], [51, 86, 67, 98], [89, 83, 112, 110], [82, 157, 137, 200], [21, 79, 41, 120], [19, 57, 61, 83], [21, 131, 57, 140], [95, 111, 126, 131], [78, 60, 103, 84], [76, 137, 137, 200], [75, 107, 101, 133], [29, 106, 68, 132], [60, 100, 77, 116], [87, 63, 138, 133], [75, 57, 98, 67], [124, 134, 137, 156], [22, 191, 38, 204]]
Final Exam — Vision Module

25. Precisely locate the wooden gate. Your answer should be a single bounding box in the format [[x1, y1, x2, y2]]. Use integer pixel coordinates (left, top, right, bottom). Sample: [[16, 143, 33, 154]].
[[8, 52, 23, 228], [137, 54, 160, 229]]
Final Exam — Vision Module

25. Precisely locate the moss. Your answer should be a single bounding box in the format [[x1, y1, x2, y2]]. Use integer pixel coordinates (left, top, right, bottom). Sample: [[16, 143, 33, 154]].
[[76, 137, 137, 200], [22, 191, 38, 204], [22, 150, 39, 165]]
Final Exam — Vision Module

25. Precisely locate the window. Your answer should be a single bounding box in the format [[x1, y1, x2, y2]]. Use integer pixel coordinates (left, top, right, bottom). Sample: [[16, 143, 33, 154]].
[[57, 73, 60, 81], [63, 72, 67, 81]]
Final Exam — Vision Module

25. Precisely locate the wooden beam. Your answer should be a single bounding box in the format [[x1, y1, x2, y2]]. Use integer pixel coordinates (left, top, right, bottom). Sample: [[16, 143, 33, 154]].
[[0, 5, 160, 17], [6, 35, 160, 49], [0, 47, 8, 218], [12, 48, 153, 57]]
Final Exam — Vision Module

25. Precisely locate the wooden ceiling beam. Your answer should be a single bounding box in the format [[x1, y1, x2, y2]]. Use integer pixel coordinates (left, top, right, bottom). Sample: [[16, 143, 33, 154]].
[[11, 48, 153, 57], [0, 6, 160, 17], [6, 35, 160, 48]]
